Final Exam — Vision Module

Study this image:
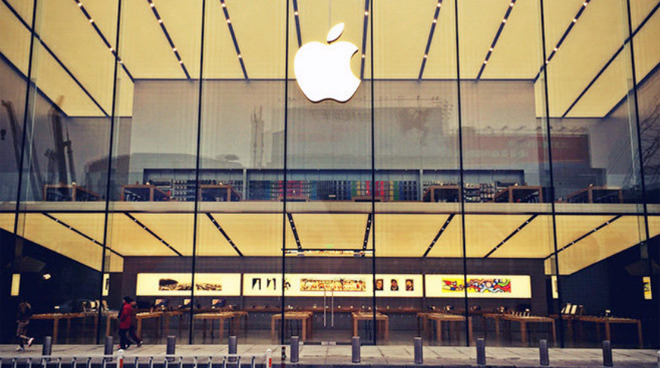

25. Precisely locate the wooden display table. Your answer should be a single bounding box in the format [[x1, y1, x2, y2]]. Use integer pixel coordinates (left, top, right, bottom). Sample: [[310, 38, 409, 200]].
[[494, 185, 543, 203], [352, 312, 389, 341], [44, 184, 100, 201], [271, 311, 313, 341], [566, 186, 622, 203], [199, 184, 241, 202], [121, 184, 170, 201], [423, 185, 461, 202], [194, 312, 241, 340], [417, 312, 473, 342], [32, 313, 88, 343], [577, 316, 642, 347], [484, 313, 556, 346]]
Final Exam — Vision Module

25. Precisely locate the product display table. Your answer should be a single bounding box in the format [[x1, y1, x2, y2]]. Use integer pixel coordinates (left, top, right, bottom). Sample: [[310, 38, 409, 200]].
[[577, 316, 642, 347], [32, 312, 90, 343], [271, 311, 313, 341], [417, 312, 473, 342], [484, 313, 556, 345], [352, 312, 389, 341], [194, 312, 241, 340]]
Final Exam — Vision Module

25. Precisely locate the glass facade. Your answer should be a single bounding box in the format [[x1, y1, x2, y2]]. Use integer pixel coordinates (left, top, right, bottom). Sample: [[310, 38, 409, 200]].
[[0, 0, 658, 349]]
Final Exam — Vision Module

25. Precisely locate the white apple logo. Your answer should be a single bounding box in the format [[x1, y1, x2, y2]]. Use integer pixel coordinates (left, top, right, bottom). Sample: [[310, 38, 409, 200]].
[[294, 23, 361, 103]]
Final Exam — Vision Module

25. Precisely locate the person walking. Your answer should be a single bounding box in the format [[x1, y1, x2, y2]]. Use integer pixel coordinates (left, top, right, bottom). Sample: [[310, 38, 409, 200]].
[[128, 299, 142, 347], [16, 299, 34, 352], [118, 296, 133, 349]]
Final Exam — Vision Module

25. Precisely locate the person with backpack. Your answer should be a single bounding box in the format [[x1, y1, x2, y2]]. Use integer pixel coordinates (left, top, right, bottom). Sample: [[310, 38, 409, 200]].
[[16, 299, 34, 352], [128, 299, 142, 347], [118, 296, 133, 349]]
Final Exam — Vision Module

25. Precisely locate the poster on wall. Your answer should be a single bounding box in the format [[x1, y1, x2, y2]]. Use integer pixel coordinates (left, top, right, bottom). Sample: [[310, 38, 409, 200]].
[[243, 273, 422, 297], [136, 273, 241, 296], [243, 273, 288, 296], [426, 274, 531, 298], [643, 276, 652, 300]]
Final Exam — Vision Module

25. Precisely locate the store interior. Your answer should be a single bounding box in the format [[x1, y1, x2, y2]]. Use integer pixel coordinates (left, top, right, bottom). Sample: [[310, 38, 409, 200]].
[[1, 0, 659, 348]]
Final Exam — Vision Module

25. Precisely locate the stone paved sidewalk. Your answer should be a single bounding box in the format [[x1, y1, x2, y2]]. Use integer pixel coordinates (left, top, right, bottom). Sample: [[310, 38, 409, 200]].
[[1, 344, 659, 367]]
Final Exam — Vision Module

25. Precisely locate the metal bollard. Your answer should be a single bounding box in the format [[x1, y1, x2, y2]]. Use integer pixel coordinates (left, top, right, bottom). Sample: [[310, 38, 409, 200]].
[[42, 336, 53, 357], [352, 336, 360, 364], [602, 340, 613, 367], [166, 336, 176, 362], [228, 336, 238, 363], [539, 339, 549, 366], [266, 348, 272, 368], [104, 336, 114, 357], [290, 336, 300, 363], [413, 337, 423, 364], [476, 338, 486, 365]]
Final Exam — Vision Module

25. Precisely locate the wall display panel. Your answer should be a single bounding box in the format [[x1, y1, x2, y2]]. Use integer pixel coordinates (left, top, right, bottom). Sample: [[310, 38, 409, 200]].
[[426, 274, 531, 299], [136, 273, 240, 296], [244, 273, 422, 297]]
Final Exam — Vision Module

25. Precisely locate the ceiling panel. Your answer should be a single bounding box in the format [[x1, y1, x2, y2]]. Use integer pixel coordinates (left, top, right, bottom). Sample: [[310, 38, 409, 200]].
[[230, 0, 285, 79], [212, 213, 290, 256], [481, 0, 541, 79], [38, 0, 117, 114], [293, 213, 367, 249], [48, 212, 106, 242], [457, 0, 512, 79], [554, 214, 614, 246], [21, 213, 104, 270], [131, 213, 195, 256], [0, 212, 16, 233], [5, 0, 33, 26], [632, 9, 660, 87], [566, 52, 628, 117], [421, 0, 457, 79], [544, 0, 630, 117], [373, 0, 437, 79], [120, 0, 186, 78], [375, 213, 448, 257], [426, 213, 463, 258], [106, 213, 177, 256], [557, 215, 646, 275], [489, 214, 554, 258], [630, 0, 658, 29], [154, 0, 202, 78], [79, 0, 119, 50], [201, 0, 245, 78], [464, 214, 532, 257], [540, 0, 587, 57], [0, 2, 32, 74], [196, 213, 238, 256]]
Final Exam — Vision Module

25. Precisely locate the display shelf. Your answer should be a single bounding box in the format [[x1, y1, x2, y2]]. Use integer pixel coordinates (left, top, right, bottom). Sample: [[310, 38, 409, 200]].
[[199, 184, 241, 202], [422, 185, 461, 203], [44, 184, 100, 201], [121, 184, 170, 201], [566, 186, 622, 204], [494, 185, 544, 203]]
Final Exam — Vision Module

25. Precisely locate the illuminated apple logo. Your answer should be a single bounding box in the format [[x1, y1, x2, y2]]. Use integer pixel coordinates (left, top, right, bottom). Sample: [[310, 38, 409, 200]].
[[294, 23, 361, 103]]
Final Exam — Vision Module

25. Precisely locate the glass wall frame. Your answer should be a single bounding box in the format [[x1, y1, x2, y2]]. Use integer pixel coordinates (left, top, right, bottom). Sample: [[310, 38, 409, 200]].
[[0, 0, 658, 349]]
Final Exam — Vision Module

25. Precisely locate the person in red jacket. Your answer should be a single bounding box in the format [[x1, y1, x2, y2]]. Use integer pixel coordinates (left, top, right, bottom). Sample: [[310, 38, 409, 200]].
[[118, 296, 133, 349]]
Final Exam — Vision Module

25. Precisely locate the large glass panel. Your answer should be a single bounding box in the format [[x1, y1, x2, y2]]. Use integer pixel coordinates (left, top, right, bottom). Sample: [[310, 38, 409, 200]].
[[105, 0, 201, 346], [373, 0, 463, 346], [3, 0, 120, 345], [195, 0, 285, 344], [459, 0, 557, 347], [284, 0, 375, 344], [544, 0, 651, 348]]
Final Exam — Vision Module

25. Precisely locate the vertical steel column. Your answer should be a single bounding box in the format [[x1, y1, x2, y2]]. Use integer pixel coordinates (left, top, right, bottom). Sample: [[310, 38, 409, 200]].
[[189, 0, 208, 345], [538, 0, 565, 348]]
